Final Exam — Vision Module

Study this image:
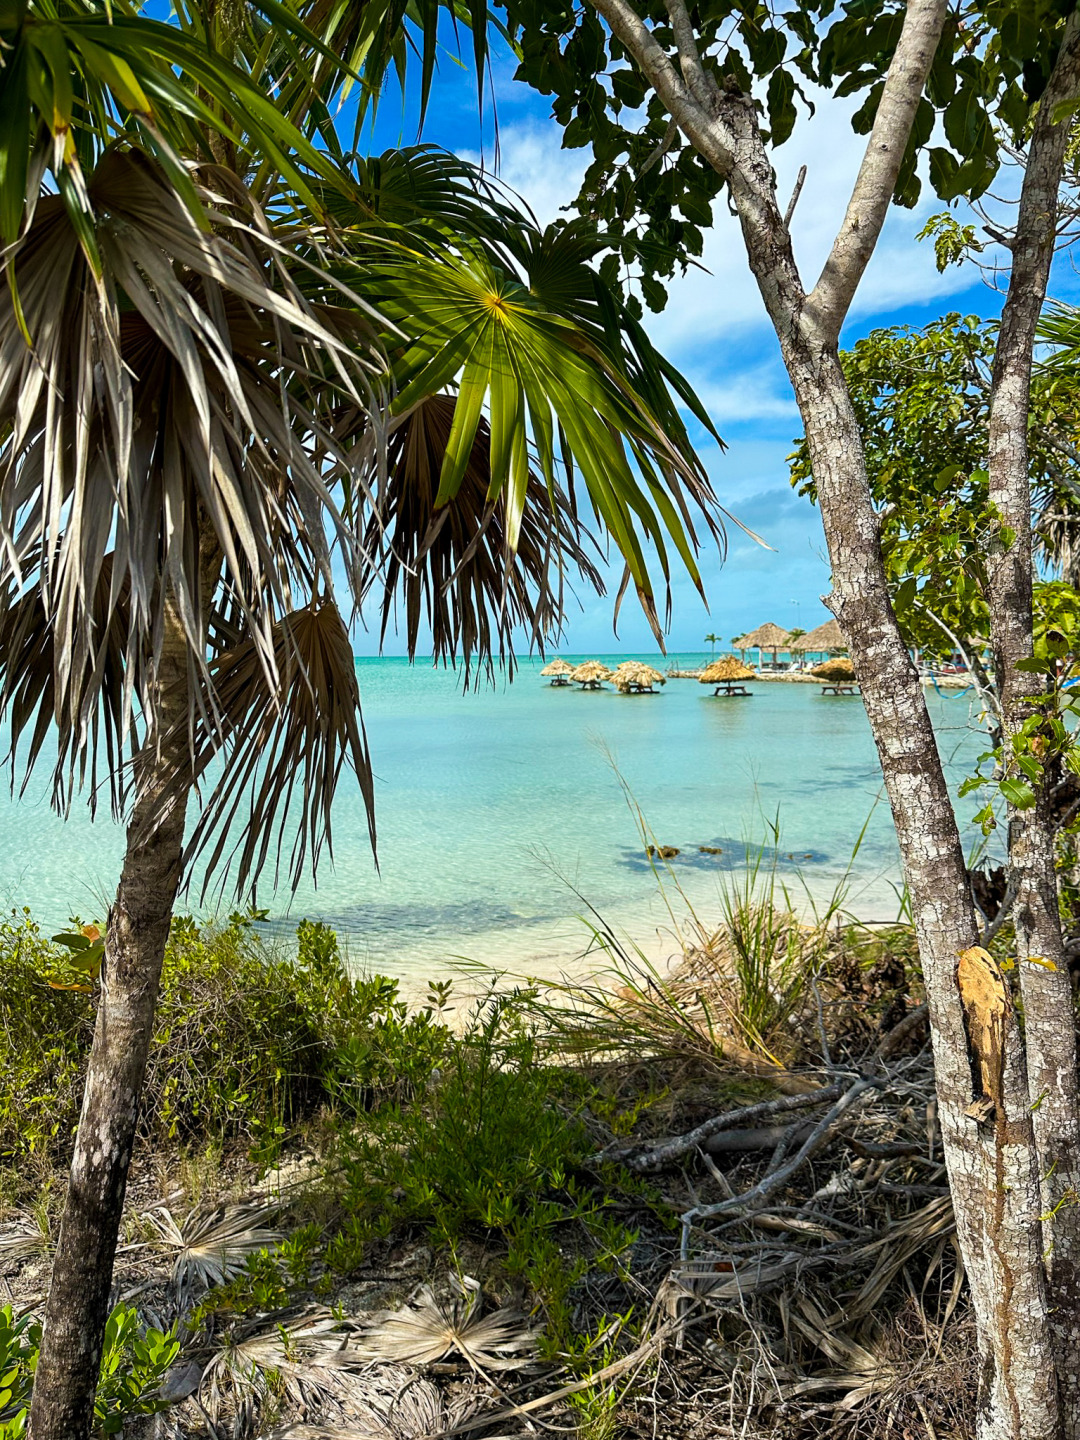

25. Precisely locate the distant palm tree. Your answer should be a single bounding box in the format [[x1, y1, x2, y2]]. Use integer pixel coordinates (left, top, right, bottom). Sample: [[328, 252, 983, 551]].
[[704, 632, 720, 654], [2, 8, 724, 1437]]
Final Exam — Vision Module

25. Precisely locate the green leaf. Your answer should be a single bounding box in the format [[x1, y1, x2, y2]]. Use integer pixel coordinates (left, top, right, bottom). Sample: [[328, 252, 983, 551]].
[[999, 777, 1036, 809]]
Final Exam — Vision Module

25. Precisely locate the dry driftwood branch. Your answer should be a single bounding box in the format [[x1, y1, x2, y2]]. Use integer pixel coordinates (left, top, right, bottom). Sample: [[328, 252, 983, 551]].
[[873, 1003, 930, 1060], [680, 1078, 883, 1249], [703, 1124, 814, 1155], [595, 1083, 846, 1172]]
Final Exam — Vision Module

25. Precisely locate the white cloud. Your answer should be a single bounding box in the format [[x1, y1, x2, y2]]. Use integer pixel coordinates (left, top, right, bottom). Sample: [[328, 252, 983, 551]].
[[694, 366, 800, 427], [459, 124, 588, 228]]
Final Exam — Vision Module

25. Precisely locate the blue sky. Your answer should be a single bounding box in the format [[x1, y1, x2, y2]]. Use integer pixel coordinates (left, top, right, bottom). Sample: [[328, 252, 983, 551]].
[[353, 37, 1078, 657]]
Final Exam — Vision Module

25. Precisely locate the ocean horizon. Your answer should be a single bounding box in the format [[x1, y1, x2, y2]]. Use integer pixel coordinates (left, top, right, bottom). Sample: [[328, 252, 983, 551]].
[[0, 653, 992, 982]]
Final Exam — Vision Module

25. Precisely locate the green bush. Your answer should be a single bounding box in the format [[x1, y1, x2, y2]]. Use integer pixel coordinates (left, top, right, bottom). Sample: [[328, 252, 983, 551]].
[[0, 911, 451, 1170], [0, 1303, 177, 1439], [332, 995, 640, 1349]]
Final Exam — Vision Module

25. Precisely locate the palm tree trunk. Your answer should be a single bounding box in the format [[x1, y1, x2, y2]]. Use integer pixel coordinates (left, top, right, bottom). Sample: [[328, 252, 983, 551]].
[[29, 604, 192, 1440], [984, 17, 1080, 1428]]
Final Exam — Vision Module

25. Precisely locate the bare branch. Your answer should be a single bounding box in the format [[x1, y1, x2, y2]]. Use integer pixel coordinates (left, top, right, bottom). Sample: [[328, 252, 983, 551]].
[[663, 0, 713, 109], [595, 1083, 845, 1172], [680, 1078, 881, 1243], [783, 164, 807, 228], [806, 0, 948, 341]]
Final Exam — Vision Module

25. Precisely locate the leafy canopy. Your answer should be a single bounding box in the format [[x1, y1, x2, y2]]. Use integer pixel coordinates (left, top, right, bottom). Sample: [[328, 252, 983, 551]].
[[496, 0, 1076, 312], [788, 312, 1080, 658]]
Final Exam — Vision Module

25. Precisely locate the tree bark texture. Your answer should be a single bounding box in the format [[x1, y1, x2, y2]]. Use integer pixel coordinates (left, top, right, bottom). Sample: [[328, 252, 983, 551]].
[[579, 0, 1066, 1430], [29, 606, 192, 1440], [984, 20, 1080, 1423]]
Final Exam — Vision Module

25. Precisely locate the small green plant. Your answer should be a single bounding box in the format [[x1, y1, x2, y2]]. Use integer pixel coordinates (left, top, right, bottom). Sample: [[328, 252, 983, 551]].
[[0, 911, 452, 1184], [0, 1304, 177, 1439]]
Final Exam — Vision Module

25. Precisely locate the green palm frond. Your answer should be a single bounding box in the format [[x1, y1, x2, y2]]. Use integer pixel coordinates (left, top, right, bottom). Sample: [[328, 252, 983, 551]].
[[0, 0, 359, 256], [351, 238, 720, 639]]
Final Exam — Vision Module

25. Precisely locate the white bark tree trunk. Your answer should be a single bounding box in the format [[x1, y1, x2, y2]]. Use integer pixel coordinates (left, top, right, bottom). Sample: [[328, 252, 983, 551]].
[[984, 17, 1080, 1428]]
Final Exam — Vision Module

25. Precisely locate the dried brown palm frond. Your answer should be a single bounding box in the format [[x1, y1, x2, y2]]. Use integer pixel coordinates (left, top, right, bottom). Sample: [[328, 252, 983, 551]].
[[355, 1276, 540, 1372], [0, 1214, 51, 1262], [0, 146, 381, 869], [362, 395, 604, 680], [178, 600, 375, 895], [202, 1309, 370, 1426], [143, 1201, 283, 1294], [263, 1366, 486, 1439]]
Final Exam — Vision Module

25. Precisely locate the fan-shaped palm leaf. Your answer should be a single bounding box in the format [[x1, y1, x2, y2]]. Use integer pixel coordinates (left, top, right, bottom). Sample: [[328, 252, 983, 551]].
[[181, 600, 376, 896], [0, 146, 381, 849], [143, 1201, 283, 1294], [355, 1276, 540, 1372], [0, 0, 360, 260], [355, 242, 716, 638]]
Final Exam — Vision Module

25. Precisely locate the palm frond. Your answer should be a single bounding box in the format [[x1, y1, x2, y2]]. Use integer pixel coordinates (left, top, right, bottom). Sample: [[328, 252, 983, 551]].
[[0, 147, 382, 863], [176, 599, 374, 898], [364, 395, 604, 676], [263, 1369, 484, 1439], [355, 1276, 540, 1371], [354, 240, 720, 640], [0, 0, 364, 252], [143, 1201, 283, 1294]]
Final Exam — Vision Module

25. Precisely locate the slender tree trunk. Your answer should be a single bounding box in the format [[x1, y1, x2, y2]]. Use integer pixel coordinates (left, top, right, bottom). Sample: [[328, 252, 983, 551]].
[[791, 355, 1059, 1439], [29, 605, 192, 1440], [576, 0, 1066, 1428], [985, 20, 1080, 1426]]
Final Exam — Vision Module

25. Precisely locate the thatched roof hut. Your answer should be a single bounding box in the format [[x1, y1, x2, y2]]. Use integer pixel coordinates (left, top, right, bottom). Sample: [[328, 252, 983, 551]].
[[571, 660, 612, 688], [790, 619, 847, 654], [736, 622, 790, 665], [613, 661, 666, 693], [738, 622, 791, 651], [812, 657, 856, 682], [699, 656, 755, 683], [540, 658, 574, 685]]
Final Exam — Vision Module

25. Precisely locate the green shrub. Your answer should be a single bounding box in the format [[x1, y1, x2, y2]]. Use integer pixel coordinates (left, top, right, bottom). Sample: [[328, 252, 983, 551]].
[[0, 1303, 177, 1439], [0, 911, 451, 1171], [332, 995, 640, 1348]]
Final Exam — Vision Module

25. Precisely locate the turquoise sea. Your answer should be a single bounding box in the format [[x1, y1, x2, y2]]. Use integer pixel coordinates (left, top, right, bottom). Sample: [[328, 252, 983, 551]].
[[0, 655, 991, 981]]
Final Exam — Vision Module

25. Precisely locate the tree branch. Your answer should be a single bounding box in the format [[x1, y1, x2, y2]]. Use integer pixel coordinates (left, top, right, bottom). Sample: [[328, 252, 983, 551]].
[[806, 0, 948, 342], [587, 0, 735, 173], [663, 0, 713, 109]]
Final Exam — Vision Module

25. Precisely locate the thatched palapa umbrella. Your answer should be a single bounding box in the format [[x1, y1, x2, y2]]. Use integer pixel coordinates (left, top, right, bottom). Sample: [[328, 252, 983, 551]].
[[789, 618, 847, 661], [571, 660, 612, 689], [737, 622, 791, 667], [540, 658, 574, 686], [700, 656, 755, 694], [613, 661, 666, 693]]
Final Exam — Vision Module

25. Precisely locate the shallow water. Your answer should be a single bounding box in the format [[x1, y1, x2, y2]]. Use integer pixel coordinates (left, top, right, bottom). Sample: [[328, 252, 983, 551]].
[[0, 655, 991, 980]]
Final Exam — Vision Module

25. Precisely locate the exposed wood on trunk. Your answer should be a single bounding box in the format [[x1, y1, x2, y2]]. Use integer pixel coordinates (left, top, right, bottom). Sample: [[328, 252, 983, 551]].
[[985, 16, 1080, 1425]]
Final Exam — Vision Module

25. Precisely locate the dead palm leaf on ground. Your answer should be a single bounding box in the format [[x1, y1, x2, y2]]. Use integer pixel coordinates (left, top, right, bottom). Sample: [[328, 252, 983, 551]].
[[263, 1365, 486, 1439], [144, 1201, 283, 1294], [355, 1276, 540, 1373]]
